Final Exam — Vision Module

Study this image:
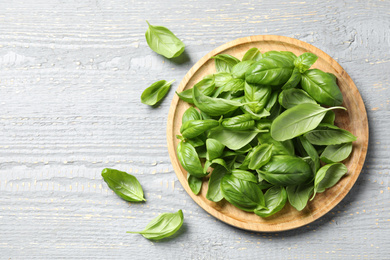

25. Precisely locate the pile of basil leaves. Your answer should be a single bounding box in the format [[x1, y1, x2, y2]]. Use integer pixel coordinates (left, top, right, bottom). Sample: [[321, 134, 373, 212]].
[[176, 49, 357, 217]]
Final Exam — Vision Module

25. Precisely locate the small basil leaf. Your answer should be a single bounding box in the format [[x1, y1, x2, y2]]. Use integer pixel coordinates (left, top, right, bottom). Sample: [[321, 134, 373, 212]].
[[241, 106, 271, 120], [242, 47, 262, 61], [177, 141, 206, 178], [320, 142, 353, 163], [312, 163, 348, 200], [281, 67, 301, 90], [145, 21, 185, 59], [212, 72, 233, 88], [278, 88, 317, 109], [294, 52, 318, 73], [206, 138, 225, 161], [286, 183, 314, 211], [304, 128, 357, 145], [221, 114, 255, 130], [248, 143, 273, 170], [254, 186, 287, 217], [211, 54, 240, 73], [208, 126, 266, 150], [206, 165, 227, 202], [188, 174, 202, 195], [212, 78, 245, 98], [141, 80, 174, 106], [182, 107, 202, 124], [127, 210, 184, 240], [270, 103, 346, 141], [298, 136, 320, 173], [177, 77, 216, 104], [244, 82, 272, 114], [180, 119, 219, 139], [102, 168, 146, 202], [231, 169, 257, 183], [231, 60, 255, 79]]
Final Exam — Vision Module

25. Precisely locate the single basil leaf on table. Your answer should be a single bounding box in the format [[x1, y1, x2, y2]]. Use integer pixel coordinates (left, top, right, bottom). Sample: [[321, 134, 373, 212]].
[[278, 88, 317, 109], [320, 142, 353, 163], [127, 210, 184, 240], [141, 80, 174, 106], [145, 21, 185, 59], [208, 126, 266, 150], [298, 136, 321, 173], [231, 60, 255, 79], [244, 82, 272, 114], [281, 67, 301, 90], [270, 103, 346, 141], [230, 169, 258, 183], [311, 163, 348, 200], [182, 107, 202, 124], [177, 141, 206, 178], [294, 52, 318, 73], [221, 114, 255, 130], [193, 86, 243, 116], [286, 183, 314, 211], [304, 127, 357, 145], [254, 186, 287, 217], [245, 54, 294, 86], [242, 47, 262, 61], [258, 155, 312, 186], [180, 119, 219, 139], [206, 138, 225, 161], [221, 174, 265, 212], [211, 54, 240, 73], [206, 165, 227, 202], [187, 174, 202, 195], [101, 168, 146, 202], [176, 76, 215, 104], [248, 143, 273, 170], [301, 69, 343, 106]]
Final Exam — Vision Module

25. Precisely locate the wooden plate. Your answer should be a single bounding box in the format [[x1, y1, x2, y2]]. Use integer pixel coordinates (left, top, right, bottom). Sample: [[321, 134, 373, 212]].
[[166, 35, 369, 232]]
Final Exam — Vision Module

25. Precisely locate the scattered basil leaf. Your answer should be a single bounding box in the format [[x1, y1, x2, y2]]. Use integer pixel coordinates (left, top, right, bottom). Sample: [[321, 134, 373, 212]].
[[141, 80, 174, 106]]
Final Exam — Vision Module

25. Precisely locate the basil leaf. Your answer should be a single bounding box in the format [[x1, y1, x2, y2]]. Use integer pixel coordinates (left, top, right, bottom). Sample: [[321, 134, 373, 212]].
[[304, 128, 357, 145], [231, 169, 258, 183], [212, 72, 233, 88], [204, 158, 229, 174], [257, 131, 295, 156], [264, 91, 278, 111], [145, 21, 185, 59], [177, 141, 206, 178], [208, 126, 266, 150], [141, 80, 174, 106], [221, 175, 265, 212], [248, 143, 273, 170], [176, 77, 215, 104], [127, 210, 184, 240], [231, 60, 255, 79], [301, 69, 343, 106], [242, 47, 262, 61], [294, 52, 318, 73], [241, 106, 270, 120], [101, 168, 146, 202], [180, 119, 219, 139], [188, 174, 202, 195], [206, 165, 227, 202], [320, 142, 353, 163], [254, 186, 287, 217], [206, 138, 225, 161], [321, 110, 336, 125], [186, 136, 204, 148], [246, 55, 294, 86], [270, 103, 346, 141], [212, 54, 240, 73], [221, 114, 255, 130], [281, 67, 301, 90], [278, 88, 317, 109], [244, 82, 272, 114], [193, 86, 243, 116], [258, 155, 312, 186], [182, 107, 202, 124], [286, 183, 314, 211], [312, 163, 348, 199], [298, 136, 320, 173], [212, 78, 245, 98]]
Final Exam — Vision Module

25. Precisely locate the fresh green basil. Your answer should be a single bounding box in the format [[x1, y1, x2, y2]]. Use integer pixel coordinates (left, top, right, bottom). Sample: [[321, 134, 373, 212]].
[[281, 67, 301, 90], [231, 60, 255, 79], [182, 107, 202, 123], [127, 210, 183, 240], [286, 183, 314, 211], [141, 80, 174, 106], [278, 88, 317, 109], [294, 52, 318, 73], [248, 143, 273, 170], [188, 174, 202, 195], [212, 78, 245, 97], [212, 54, 240, 73], [244, 82, 272, 114], [208, 126, 266, 150], [320, 142, 353, 163], [176, 77, 215, 104], [298, 136, 320, 173], [230, 169, 257, 183], [206, 138, 225, 161], [212, 72, 233, 88], [304, 127, 357, 145], [221, 114, 255, 130], [254, 186, 287, 217], [145, 21, 185, 59], [101, 168, 146, 202], [312, 163, 348, 199], [180, 119, 219, 139], [206, 165, 227, 202], [242, 47, 262, 61], [177, 141, 206, 178]]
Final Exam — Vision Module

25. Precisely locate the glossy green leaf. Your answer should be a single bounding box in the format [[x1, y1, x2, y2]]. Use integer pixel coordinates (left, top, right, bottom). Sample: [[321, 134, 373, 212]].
[[176, 77, 215, 103], [242, 47, 262, 61], [212, 54, 240, 73], [278, 88, 316, 109], [206, 165, 227, 202], [212, 78, 245, 97], [182, 107, 202, 124], [321, 110, 336, 125], [320, 142, 353, 163], [294, 52, 318, 73], [221, 114, 255, 130], [254, 186, 287, 217], [286, 183, 314, 211], [298, 136, 320, 173], [244, 82, 272, 114], [188, 174, 202, 195], [281, 67, 301, 90], [241, 106, 271, 120], [304, 127, 357, 145], [145, 21, 185, 59], [127, 210, 183, 240], [141, 80, 174, 106], [301, 69, 343, 106], [101, 168, 146, 202], [231, 60, 255, 79], [248, 143, 273, 170], [208, 126, 266, 150], [312, 163, 348, 199], [212, 72, 233, 88], [231, 169, 257, 183], [180, 119, 219, 139], [177, 141, 206, 178], [257, 131, 295, 156], [271, 103, 346, 141], [206, 138, 225, 161]]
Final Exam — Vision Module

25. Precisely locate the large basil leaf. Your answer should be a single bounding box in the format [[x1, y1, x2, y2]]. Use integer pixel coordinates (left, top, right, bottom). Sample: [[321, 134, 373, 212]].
[[312, 163, 348, 199], [254, 186, 287, 217], [145, 22, 185, 59], [180, 119, 219, 139], [222, 114, 255, 130], [208, 126, 266, 150], [177, 141, 206, 178], [176, 77, 215, 104], [193, 86, 243, 116], [188, 174, 202, 195], [127, 210, 183, 240], [271, 103, 346, 141], [231, 169, 258, 183], [221, 175, 265, 212], [304, 127, 357, 145], [206, 165, 227, 202], [244, 82, 272, 113], [141, 80, 174, 106], [206, 138, 225, 161], [101, 168, 145, 202], [182, 107, 202, 124], [278, 88, 316, 109], [231, 60, 255, 79], [286, 183, 314, 211], [245, 55, 294, 86], [301, 69, 343, 106], [248, 143, 273, 170], [320, 142, 353, 163], [258, 155, 312, 186], [298, 136, 320, 173], [212, 54, 240, 73], [281, 67, 301, 90], [242, 47, 262, 61], [294, 52, 318, 73]]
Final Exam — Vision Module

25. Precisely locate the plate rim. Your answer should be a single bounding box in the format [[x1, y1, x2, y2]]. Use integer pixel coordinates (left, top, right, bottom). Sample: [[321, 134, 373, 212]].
[[166, 35, 369, 232]]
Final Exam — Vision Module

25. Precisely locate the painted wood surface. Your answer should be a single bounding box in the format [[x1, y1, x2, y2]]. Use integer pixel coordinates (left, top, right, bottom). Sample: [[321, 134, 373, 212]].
[[0, 0, 389, 259]]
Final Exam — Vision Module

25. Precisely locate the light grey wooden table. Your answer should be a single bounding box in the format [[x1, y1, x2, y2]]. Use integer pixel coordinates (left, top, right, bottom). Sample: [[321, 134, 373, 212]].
[[0, 0, 389, 259]]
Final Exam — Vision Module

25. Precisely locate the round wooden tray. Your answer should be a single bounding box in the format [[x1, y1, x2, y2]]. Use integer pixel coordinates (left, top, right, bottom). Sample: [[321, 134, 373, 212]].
[[166, 35, 369, 232]]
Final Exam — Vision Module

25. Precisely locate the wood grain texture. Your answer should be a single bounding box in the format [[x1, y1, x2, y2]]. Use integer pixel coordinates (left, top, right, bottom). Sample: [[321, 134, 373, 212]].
[[167, 35, 369, 232], [0, 0, 389, 259]]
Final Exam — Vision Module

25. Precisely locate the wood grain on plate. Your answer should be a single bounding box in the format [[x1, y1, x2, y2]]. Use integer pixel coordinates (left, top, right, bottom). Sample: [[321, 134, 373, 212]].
[[167, 35, 368, 232]]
